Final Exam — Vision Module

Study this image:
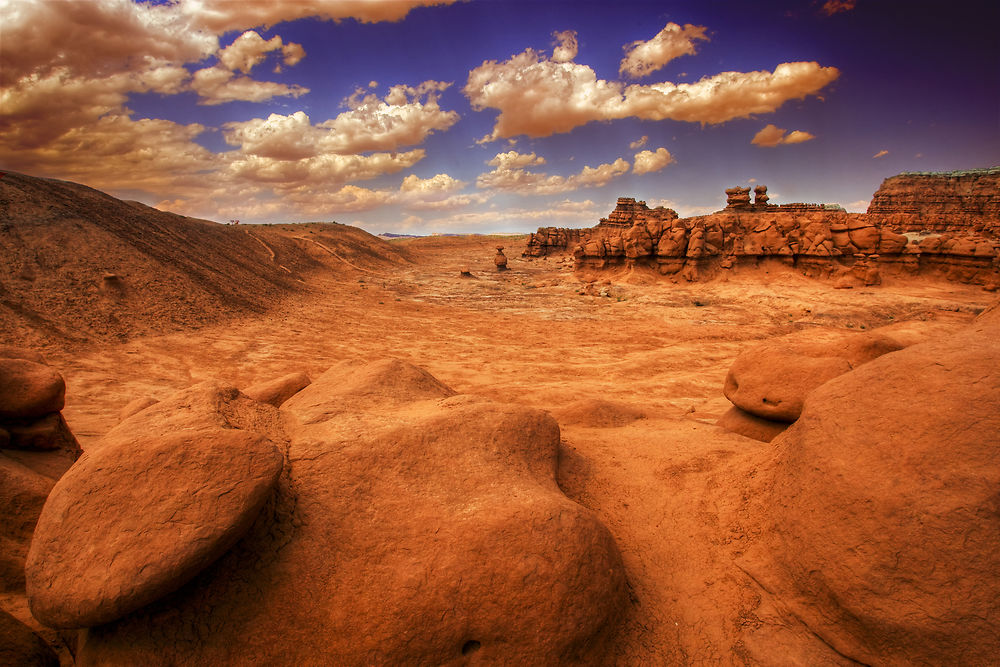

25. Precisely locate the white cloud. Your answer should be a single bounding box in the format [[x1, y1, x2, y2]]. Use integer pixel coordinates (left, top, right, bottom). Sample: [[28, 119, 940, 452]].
[[176, 0, 460, 34], [873, 149, 889, 158], [751, 123, 816, 147], [619, 23, 709, 78], [551, 30, 578, 63], [190, 65, 309, 105], [219, 31, 295, 73], [223, 82, 458, 156], [629, 135, 648, 149], [488, 151, 546, 169], [464, 39, 839, 140], [632, 147, 675, 175], [476, 151, 629, 195]]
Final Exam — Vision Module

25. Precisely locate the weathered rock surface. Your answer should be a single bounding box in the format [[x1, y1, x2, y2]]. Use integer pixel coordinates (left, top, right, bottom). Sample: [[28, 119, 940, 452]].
[[553, 398, 646, 428], [26, 428, 284, 628], [118, 396, 159, 422], [868, 167, 1000, 235], [0, 609, 59, 667], [71, 359, 626, 665], [242, 371, 311, 408], [716, 406, 788, 443], [0, 453, 55, 593], [0, 345, 46, 363], [0, 359, 65, 420], [748, 307, 1000, 665], [722, 329, 903, 422]]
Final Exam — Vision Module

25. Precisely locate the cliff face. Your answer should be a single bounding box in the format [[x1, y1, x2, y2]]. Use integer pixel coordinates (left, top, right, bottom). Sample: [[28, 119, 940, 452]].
[[868, 168, 1000, 234]]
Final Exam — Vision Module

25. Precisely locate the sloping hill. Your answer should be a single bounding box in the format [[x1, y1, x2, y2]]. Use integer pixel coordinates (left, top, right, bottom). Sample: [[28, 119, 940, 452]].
[[0, 171, 409, 345]]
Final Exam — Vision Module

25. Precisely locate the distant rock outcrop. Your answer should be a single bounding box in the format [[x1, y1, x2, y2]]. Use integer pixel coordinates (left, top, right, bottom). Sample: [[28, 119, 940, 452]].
[[524, 170, 1000, 286], [27, 360, 626, 665]]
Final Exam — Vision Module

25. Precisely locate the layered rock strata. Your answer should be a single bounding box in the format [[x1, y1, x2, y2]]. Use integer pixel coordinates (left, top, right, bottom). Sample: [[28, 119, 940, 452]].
[[868, 167, 1000, 234]]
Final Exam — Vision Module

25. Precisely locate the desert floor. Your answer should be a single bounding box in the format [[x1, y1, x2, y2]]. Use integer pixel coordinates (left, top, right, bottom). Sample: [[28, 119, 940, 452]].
[[35, 235, 994, 664]]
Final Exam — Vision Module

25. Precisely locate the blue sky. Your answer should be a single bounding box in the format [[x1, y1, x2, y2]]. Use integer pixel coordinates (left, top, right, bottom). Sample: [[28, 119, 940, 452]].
[[1, 0, 997, 233]]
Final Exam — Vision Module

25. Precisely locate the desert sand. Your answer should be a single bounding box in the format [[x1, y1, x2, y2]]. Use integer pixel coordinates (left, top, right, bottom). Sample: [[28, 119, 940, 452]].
[[2, 172, 998, 665]]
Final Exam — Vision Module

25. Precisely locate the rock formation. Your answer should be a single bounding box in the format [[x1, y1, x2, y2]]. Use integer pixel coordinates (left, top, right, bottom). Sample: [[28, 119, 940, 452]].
[[242, 371, 312, 408], [26, 359, 627, 665], [524, 170, 1000, 286], [0, 610, 58, 667], [743, 305, 1000, 664], [494, 245, 508, 270], [868, 167, 1000, 235]]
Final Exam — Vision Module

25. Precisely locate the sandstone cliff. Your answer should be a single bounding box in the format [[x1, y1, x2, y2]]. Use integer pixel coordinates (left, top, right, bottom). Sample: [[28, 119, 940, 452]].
[[868, 167, 1000, 234]]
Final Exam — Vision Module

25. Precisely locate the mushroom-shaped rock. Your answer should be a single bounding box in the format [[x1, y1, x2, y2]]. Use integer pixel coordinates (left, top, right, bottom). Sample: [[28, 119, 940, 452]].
[[26, 429, 284, 628], [749, 312, 1000, 665], [242, 371, 311, 408], [0, 359, 65, 420], [723, 330, 904, 422], [73, 359, 626, 665]]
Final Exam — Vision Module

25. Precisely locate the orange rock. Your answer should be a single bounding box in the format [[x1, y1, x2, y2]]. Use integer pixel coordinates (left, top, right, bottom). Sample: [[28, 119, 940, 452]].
[[0, 359, 65, 420], [242, 371, 311, 408]]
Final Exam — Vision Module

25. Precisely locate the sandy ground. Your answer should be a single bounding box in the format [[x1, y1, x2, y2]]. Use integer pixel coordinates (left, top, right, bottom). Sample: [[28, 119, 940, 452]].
[[30, 235, 993, 664]]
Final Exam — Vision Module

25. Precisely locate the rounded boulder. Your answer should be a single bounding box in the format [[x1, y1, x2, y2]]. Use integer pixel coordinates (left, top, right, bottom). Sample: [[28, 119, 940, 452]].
[[0, 359, 65, 420], [26, 429, 284, 628]]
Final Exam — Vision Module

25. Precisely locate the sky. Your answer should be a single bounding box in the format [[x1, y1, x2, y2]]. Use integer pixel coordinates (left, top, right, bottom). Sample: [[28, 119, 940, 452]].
[[1, 0, 997, 235]]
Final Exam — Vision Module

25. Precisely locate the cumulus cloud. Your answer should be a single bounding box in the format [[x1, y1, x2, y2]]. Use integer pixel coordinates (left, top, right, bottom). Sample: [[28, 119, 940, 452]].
[[821, 0, 856, 16], [464, 38, 839, 141], [632, 147, 675, 175], [873, 149, 889, 158], [551, 30, 578, 63], [619, 23, 709, 78], [629, 135, 649, 149], [176, 0, 459, 34], [476, 151, 629, 195], [190, 66, 309, 105], [223, 82, 458, 156], [751, 124, 816, 147], [218, 30, 305, 73]]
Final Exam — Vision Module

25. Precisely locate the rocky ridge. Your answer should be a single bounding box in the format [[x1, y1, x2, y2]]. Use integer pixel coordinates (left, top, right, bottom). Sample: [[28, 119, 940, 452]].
[[524, 170, 1000, 287]]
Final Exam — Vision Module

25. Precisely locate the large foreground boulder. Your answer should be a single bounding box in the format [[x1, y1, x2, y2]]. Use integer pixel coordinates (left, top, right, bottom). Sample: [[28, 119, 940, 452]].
[[750, 306, 1000, 664], [33, 359, 625, 665]]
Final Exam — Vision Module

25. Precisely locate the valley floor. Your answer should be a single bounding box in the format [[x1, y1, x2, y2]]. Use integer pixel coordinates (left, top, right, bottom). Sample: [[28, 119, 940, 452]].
[[31, 236, 996, 664]]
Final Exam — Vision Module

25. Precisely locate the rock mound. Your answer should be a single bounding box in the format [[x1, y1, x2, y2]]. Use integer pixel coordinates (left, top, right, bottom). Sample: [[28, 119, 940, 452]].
[[749, 309, 1000, 664], [66, 360, 625, 665], [716, 406, 787, 443], [0, 171, 410, 344]]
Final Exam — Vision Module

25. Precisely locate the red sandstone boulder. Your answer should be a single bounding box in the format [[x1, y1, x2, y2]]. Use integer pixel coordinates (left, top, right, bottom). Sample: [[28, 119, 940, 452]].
[[0, 359, 65, 420], [70, 359, 626, 665], [723, 329, 904, 422], [242, 371, 311, 408], [752, 309, 1000, 664], [553, 398, 646, 428], [26, 429, 284, 628]]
